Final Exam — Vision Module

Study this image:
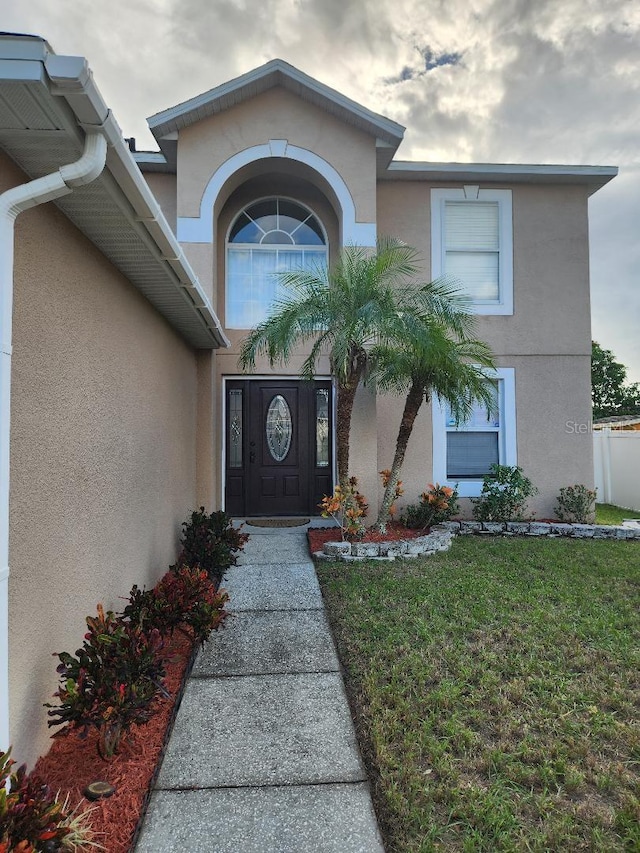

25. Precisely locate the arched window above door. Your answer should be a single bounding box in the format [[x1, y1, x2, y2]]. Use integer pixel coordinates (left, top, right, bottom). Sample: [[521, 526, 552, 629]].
[[226, 198, 328, 329]]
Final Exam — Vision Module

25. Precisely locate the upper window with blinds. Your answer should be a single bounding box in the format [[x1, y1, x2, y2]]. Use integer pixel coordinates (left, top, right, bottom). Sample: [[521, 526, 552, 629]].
[[431, 188, 513, 315]]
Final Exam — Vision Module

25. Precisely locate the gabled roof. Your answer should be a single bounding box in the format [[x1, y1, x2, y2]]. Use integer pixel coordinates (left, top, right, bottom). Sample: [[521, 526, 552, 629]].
[[148, 58, 405, 150], [0, 32, 227, 349]]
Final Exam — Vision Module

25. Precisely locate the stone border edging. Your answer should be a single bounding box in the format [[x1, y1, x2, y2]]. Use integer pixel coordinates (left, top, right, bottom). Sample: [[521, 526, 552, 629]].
[[444, 520, 640, 539], [314, 526, 455, 562], [314, 520, 640, 562]]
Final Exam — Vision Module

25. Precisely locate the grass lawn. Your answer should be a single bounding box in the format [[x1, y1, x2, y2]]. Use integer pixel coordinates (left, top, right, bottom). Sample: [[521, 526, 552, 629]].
[[317, 537, 640, 852], [596, 503, 640, 525]]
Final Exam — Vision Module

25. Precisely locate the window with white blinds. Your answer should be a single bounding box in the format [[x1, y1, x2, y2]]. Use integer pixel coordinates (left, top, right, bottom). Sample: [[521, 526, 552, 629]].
[[445, 382, 501, 479], [444, 202, 500, 301], [431, 188, 513, 315], [431, 368, 517, 497]]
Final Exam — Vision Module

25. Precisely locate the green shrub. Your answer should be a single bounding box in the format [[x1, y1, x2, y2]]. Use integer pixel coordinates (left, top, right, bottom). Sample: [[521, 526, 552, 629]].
[[555, 484, 597, 523], [402, 483, 459, 529], [0, 749, 100, 852], [178, 507, 248, 585], [46, 605, 167, 759], [472, 464, 537, 522], [124, 566, 229, 646]]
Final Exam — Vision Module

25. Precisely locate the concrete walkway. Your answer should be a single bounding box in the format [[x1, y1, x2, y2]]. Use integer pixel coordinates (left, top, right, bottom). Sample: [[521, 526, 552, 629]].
[[136, 526, 384, 852]]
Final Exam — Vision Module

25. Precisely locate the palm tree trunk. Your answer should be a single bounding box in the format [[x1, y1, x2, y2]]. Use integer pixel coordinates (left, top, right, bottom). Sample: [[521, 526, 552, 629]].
[[373, 379, 425, 532], [335, 362, 364, 488]]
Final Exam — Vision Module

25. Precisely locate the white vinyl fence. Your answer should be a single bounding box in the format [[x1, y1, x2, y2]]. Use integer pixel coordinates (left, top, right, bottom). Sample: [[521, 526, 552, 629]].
[[593, 429, 640, 511]]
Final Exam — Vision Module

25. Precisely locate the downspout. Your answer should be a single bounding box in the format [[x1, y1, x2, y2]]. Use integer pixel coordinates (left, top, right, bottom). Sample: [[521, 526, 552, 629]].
[[0, 130, 108, 751]]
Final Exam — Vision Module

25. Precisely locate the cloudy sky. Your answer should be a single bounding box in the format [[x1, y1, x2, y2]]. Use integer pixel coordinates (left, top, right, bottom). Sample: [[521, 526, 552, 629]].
[[7, 0, 640, 380]]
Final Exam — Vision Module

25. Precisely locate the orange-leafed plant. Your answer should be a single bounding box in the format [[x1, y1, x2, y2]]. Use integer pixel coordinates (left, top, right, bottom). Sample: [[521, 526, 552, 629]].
[[402, 482, 459, 530], [319, 476, 368, 540]]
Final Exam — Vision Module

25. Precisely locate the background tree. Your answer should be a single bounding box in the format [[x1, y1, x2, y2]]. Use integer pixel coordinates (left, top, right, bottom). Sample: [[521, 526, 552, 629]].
[[592, 341, 640, 419], [238, 238, 476, 487]]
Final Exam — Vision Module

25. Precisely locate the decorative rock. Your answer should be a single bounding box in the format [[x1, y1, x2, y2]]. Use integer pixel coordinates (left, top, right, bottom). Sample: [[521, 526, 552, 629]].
[[352, 542, 381, 558], [482, 522, 506, 534], [406, 541, 427, 555], [550, 523, 573, 536], [571, 524, 595, 538], [313, 551, 336, 561], [506, 522, 530, 534], [528, 523, 551, 536], [376, 542, 400, 557], [614, 526, 635, 539], [592, 525, 618, 539], [460, 521, 482, 534], [323, 541, 352, 556], [438, 521, 461, 532]]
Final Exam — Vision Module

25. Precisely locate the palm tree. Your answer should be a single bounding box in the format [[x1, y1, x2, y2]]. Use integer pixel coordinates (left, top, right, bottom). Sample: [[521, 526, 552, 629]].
[[238, 238, 476, 487], [371, 327, 496, 531]]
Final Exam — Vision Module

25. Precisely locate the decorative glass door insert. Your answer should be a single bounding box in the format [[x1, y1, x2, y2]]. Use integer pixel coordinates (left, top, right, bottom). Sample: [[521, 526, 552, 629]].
[[266, 394, 292, 462]]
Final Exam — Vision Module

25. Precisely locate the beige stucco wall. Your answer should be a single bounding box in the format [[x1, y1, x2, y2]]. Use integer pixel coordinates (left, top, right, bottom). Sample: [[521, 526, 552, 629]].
[[2, 154, 199, 768], [369, 354, 593, 520], [177, 87, 377, 222], [376, 180, 592, 357], [512, 354, 593, 516], [374, 179, 593, 517], [144, 172, 177, 233], [175, 87, 377, 305]]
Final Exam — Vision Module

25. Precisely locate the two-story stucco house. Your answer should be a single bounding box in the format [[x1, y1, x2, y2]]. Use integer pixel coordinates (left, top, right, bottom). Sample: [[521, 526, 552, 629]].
[[0, 33, 616, 766]]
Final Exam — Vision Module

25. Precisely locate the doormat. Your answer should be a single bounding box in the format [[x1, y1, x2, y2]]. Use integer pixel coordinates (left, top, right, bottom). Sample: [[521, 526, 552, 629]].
[[246, 518, 310, 528]]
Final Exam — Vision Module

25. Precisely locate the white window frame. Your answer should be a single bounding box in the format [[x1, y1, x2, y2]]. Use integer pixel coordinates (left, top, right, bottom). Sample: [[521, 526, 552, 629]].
[[431, 367, 517, 497], [431, 188, 513, 315]]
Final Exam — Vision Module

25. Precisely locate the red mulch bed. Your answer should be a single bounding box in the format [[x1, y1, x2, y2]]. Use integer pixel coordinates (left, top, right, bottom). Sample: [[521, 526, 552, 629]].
[[308, 522, 423, 554], [32, 631, 196, 853]]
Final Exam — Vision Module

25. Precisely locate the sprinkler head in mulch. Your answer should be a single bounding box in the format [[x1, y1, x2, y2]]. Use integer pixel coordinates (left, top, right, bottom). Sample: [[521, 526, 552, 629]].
[[84, 780, 116, 800]]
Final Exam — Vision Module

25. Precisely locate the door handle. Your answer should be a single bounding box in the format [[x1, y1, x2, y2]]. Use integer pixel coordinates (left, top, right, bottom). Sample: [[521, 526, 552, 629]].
[[250, 450, 256, 463]]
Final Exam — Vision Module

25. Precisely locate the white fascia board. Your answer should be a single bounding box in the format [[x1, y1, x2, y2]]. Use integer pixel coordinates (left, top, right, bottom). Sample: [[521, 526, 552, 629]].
[[0, 58, 46, 83], [387, 161, 619, 178], [134, 152, 168, 165], [385, 161, 618, 193], [0, 34, 52, 62]]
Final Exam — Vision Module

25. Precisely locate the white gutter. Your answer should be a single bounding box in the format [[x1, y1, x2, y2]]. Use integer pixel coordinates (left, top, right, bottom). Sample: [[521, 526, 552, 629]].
[[0, 130, 108, 752], [45, 53, 229, 349]]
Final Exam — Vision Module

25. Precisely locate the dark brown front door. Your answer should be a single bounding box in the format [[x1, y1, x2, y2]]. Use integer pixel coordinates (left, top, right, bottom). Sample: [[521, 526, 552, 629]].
[[225, 379, 332, 517]]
